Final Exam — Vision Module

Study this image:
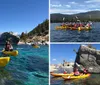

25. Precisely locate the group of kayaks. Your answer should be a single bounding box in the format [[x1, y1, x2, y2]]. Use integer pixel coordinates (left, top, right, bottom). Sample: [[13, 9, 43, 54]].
[[0, 50, 18, 67], [55, 26, 91, 31], [55, 23, 92, 31], [51, 72, 91, 80]]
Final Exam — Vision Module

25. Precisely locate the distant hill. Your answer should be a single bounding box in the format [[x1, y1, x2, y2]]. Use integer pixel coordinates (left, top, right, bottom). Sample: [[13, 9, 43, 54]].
[[51, 11, 100, 22], [20, 19, 49, 43], [28, 19, 49, 36]]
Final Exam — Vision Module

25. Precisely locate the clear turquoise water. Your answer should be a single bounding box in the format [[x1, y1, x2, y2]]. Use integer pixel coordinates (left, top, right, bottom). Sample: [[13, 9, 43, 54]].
[[0, 45, 49, 85]]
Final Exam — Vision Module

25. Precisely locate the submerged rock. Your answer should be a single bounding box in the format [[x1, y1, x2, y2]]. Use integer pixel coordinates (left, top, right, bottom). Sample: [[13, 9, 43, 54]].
[[74, 45, 100, 73], [0, 32, 19, 45]]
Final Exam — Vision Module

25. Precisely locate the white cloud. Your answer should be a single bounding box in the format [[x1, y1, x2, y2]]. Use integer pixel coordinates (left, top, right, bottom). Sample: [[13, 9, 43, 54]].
[[13, 32, 18, 35], [65, 5, 71, 8], [85, 0, 100, 3], [52, 59, 57, 61], [50, 8, 89, 14], [69, 1, 78, 4], [51, 4, 71, 8], [51, 4, 62, 7], [95, 9, 100, 10]]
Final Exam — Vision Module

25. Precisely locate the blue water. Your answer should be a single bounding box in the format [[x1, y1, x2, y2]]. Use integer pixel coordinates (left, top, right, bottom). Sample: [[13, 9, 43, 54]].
[[0, 45, 48, 85], [50, 22, 100, 42], [51, 74, 100, 85]]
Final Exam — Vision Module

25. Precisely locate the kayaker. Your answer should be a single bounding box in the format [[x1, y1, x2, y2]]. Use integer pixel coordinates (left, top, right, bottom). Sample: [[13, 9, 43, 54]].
[[74, 68, 80, 76], [63, 71, 67, 74], [5, 41, 13, 51], [80, 23, 83, 27], [83, 68, 88, 74], [86, 23, 90, 28], [32, 44, 35, 46]]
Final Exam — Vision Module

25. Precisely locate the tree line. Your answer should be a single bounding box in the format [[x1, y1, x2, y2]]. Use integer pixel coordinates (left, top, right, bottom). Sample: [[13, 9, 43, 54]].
[[20, 19, 49, 42]]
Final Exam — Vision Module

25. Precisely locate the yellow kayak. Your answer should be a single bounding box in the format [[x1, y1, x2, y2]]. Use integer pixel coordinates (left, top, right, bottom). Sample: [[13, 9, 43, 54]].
[[55, 26, 68, 30], [2, 50, 18, 56], [0, 57, 10, 67], [55, 26, 91, 31], [33, 45, 40, 48], [51, 72, 74, 77], [78, 27, 91, 31], [62, 74, 90, 80]]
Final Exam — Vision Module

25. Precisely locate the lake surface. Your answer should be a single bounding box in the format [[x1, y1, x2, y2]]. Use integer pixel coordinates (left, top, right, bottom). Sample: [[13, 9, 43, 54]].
[[51, 74, 100, 85], [0, 44, 48, 85], [50, 22, 100, 42]]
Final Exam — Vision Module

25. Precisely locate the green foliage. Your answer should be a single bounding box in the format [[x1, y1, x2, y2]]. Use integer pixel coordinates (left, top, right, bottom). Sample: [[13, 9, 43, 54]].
[[28, 19, 49, 36]]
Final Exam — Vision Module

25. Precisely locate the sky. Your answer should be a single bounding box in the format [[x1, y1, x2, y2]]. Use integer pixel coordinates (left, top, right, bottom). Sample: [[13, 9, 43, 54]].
[[0, 0, 48, 34], [50, 44, 100, 64], [50, 0, 100, 14]]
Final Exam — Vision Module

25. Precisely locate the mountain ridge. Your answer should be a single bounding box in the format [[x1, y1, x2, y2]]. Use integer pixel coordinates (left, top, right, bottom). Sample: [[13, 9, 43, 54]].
[[51, 10, 100, 22]]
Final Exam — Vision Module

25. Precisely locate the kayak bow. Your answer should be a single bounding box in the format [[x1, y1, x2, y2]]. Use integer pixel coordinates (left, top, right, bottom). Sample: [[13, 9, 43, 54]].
[[0, 57, 10, 67]]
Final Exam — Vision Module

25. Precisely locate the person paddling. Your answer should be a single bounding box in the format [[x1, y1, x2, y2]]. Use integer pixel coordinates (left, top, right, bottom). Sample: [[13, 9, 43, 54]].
[[74, 68, 80, 76], [4, 40, 13, 51], [83, 68, 88, 74]]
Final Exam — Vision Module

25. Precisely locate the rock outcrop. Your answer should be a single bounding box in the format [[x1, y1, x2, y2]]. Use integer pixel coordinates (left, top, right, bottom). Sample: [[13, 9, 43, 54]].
[[0, 32, 19, 45], [74, 45, 100, 73]]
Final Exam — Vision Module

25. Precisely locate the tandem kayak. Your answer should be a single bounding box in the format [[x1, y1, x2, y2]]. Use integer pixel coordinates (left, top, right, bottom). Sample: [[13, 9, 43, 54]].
[[62, 74, 90, 80], [0, 57, 10, 67], [2, 50, 18, 56], [51, 72, 74, 77]]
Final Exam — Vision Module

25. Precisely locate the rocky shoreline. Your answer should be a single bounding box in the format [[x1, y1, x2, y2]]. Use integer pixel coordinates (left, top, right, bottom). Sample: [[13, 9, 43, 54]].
[[0, 32, 49, 45], [18, 34, 49, 45], [50, 62, 74, 73]]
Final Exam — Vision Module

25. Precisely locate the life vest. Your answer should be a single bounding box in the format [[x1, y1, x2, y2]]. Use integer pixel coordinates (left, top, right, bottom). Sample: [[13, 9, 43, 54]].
[[63, 71, 67, 74], [74, 24, 77, 27], [74, 71, 80, 75], [83, 69, 87, 73], [80, 24, 83, 27]]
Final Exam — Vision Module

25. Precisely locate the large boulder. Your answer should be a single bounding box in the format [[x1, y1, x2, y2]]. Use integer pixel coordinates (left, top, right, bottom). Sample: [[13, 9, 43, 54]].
[[0, 32, 19, 45], [74, 45, 100, 73]]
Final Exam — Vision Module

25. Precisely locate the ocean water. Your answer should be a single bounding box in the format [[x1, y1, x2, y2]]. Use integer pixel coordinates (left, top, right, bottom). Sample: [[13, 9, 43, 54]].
[[51, 74, 100, 85], [50, 22, 100, 42], [0, 44, 49, 85]]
